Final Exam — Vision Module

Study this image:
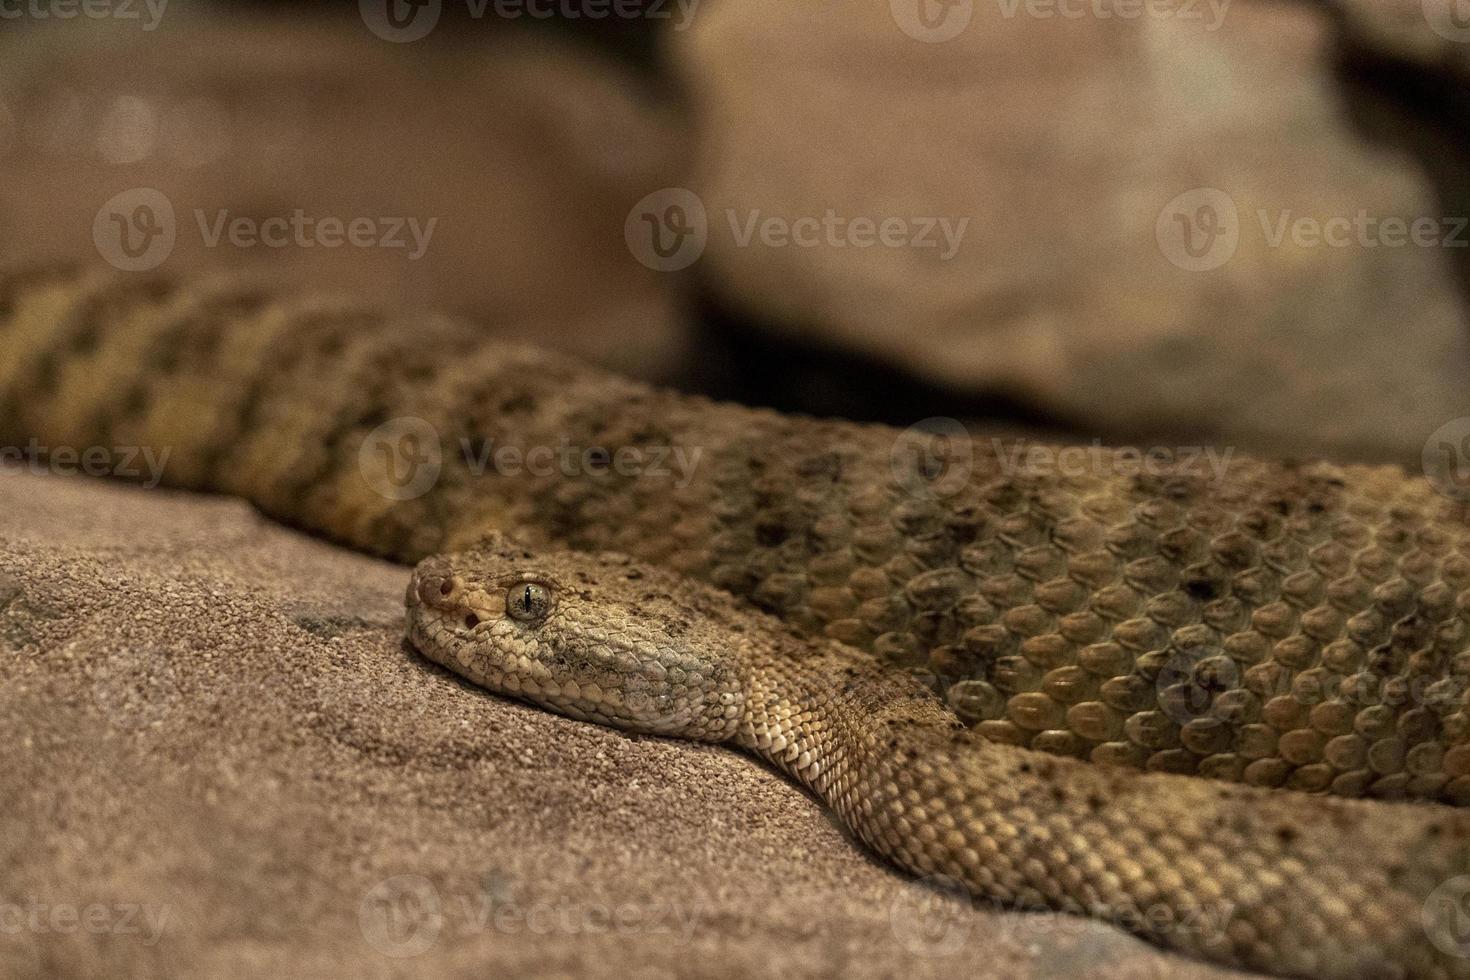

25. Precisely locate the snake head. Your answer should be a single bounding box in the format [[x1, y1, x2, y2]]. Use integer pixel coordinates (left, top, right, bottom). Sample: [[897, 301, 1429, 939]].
[[406, 538, 747, 742]]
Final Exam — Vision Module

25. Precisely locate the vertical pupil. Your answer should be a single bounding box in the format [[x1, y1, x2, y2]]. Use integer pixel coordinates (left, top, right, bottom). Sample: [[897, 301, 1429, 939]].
[[523, 586, 533, 611]]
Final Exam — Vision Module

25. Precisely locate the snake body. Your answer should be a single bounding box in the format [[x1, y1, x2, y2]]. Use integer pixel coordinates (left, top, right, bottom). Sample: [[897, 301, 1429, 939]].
[[409, 537, 1470, 978], [6, 266, 1470, 975]]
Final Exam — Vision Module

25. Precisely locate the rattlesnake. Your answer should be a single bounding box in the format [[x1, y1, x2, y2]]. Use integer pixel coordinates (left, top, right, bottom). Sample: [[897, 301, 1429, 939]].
[[409, 535, 1470, 978], [6, 264, 1470, 976]]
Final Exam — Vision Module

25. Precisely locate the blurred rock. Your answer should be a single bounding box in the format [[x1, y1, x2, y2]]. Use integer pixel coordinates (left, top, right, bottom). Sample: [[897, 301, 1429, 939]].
[[1331, 0, 1470, 75], [0, 10, 692, 379], [672, 0, 1470, 461]]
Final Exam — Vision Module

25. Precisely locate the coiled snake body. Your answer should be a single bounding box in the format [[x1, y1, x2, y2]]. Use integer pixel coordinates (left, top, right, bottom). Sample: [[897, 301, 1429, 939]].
[[6, 266, 1470, 976]]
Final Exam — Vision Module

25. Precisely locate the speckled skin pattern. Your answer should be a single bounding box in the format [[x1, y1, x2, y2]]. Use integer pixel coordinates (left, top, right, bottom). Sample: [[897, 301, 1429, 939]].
[[7, 266, 1470, 801], [8, 265, 1470, 972], [409, 537, 1470, 978]]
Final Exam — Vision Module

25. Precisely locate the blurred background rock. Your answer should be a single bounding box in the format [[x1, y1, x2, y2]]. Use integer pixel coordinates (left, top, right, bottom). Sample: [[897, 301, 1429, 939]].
[[1, 0, 1466, 459]]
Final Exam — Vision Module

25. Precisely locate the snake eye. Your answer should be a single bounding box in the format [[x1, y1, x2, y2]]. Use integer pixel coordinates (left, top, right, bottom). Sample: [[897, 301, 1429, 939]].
[[506, 581, 553, 622]]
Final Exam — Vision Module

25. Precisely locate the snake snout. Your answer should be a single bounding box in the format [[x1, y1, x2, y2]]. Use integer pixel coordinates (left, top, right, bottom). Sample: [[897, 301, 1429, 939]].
[[411, 558, 461, 611]]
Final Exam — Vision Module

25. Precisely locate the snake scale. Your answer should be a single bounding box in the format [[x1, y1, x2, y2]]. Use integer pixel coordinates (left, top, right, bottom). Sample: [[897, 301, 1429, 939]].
[[6, 264, 1470, 977]]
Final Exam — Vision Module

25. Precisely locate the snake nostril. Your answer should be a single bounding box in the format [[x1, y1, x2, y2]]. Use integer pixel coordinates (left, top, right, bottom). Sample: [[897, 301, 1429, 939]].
[[416, 572, 458, 609]]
